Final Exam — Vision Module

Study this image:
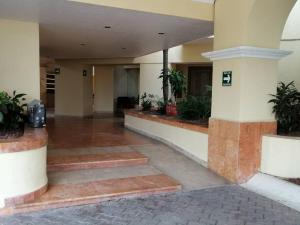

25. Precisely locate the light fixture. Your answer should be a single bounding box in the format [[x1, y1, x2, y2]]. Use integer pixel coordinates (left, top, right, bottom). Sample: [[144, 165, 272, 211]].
[[80, 43, 87, 46], [158, 32, 165, 35], [122, 47, 127, 50], [104, 26, 111, 29]]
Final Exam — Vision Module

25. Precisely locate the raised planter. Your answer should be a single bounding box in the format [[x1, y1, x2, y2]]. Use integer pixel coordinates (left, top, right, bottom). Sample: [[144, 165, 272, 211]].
[[0, 128, 48, 208], [261, 135, 300, 178], [124, 110, 209, 165]]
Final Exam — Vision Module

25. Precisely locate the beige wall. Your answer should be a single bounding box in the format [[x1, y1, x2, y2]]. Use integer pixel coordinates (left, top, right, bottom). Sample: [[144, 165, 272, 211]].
[[279, 41, 300, 89], [139, 64, 163, 99], [211, 58, 277, 122], [125, 115, 208, 164], [94, 66, 114, 112], [70, 0, 214, 21], [261, 135, 300, 178], [134, 42, 212, 64], [214, 0, 295, 50], [55, 62, 93, 116], [137, 42, 213, 99], [0, 19, 40, 101], [0, 147, 47, 208], [279, 1, 300, 89]]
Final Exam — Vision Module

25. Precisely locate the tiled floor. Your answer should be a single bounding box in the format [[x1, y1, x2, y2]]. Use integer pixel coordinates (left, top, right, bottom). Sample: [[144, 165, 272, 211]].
[[47, 117, 154, 149]]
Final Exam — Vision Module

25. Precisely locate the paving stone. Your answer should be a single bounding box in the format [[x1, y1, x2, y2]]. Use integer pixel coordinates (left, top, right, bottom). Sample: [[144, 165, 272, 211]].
[[1, 186, 300, 225]]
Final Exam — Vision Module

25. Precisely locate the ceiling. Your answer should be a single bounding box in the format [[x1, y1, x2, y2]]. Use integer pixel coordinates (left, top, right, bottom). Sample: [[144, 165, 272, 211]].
[[0, 0, 213, 59]]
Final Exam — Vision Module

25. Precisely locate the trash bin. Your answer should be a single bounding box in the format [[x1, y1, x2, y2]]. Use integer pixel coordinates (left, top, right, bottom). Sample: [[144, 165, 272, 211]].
[[27, 100, 46, 128]]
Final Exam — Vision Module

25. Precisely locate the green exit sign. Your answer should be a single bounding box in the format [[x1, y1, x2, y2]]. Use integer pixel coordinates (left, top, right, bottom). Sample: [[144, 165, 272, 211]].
[[222, 71, 232, 86]]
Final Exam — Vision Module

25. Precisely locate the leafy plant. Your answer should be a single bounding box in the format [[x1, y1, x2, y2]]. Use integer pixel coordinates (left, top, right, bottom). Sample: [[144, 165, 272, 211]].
[[159, 69, 186, 103], [140, 92, 154, 111], [156, 98, 166, 115], [269, 81, 300, 133], [0, 91, 27, 137], [177, 86, 212, 121]]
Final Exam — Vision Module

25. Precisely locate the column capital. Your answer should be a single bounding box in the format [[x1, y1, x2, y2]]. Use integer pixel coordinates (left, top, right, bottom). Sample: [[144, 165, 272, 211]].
[[202, 46, 292, 61]]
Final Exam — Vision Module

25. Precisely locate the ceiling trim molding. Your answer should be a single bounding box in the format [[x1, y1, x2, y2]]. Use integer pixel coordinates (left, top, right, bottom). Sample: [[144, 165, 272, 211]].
[[202, 46, 292, 61]]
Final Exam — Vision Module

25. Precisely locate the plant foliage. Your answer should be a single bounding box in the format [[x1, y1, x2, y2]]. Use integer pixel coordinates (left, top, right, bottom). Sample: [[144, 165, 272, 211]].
[[140, 92, 154, 111], [0, 91, 27, 132], [159, 69, 186, 101], [269, 81, 300, 133], [177, 85, 212, 121]]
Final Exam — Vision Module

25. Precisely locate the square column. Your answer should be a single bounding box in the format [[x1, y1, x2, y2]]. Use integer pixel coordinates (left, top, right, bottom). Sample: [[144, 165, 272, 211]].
[[203, 47, 291, 183]]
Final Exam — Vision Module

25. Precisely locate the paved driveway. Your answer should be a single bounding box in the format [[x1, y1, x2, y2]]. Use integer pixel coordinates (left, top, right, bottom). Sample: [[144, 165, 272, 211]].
[[1, 186, 300, 225]]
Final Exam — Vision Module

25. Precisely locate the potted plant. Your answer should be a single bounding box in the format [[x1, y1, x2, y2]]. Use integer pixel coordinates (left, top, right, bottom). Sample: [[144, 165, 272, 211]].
[[159, 69, 185, 116], [140, 92, 154, 111], [268, 81, 300, 134], [0, 91, 27, 139]]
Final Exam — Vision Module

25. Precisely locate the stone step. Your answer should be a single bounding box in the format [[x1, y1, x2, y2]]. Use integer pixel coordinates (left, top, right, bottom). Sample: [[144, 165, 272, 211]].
[[5, 174, 181, 216], [47, 151, 149, 172]]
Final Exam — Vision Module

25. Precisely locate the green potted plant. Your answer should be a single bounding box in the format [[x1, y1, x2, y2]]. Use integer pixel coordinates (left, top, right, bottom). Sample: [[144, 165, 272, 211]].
[[268, 81, 300, 134], [159, 69, 185, 116], [140, 92, 154, 111], [0, 91, 27, 139], [177, 86, 212, 124]]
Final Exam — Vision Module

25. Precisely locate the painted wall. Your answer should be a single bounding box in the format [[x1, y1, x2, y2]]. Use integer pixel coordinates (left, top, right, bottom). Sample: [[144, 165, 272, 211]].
[[0, 19, 40, 101], [139, 64, 163, 98], [279, 1, 300, 89], [0, 147, 47, 208], [55, 62, 93, 116], [211, 58, 277, 122], [137, 42, 213, 100], [94, 66, 114, 112], [70, 0, 214, 21], [261, 135, 300, 178], [125, 115, 208, 164]]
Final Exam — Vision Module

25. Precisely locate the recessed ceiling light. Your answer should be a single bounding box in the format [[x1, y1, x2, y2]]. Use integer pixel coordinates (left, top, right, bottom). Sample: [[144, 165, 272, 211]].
[[104, 26, 111, 29], [158, 32, 165, 35]]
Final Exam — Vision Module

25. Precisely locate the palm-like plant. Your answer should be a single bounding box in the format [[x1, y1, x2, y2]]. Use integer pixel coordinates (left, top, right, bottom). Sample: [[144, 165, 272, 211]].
[[269, 81, 300, 133], [159, 69, 185, 102]]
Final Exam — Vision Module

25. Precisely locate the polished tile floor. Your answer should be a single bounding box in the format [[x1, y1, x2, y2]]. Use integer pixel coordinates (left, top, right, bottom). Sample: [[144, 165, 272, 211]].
[[47, 116, 154, 150]]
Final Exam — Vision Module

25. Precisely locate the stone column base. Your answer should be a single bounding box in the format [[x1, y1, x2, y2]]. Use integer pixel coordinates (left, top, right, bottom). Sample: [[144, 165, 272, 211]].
[[208, 119, 277, 183]]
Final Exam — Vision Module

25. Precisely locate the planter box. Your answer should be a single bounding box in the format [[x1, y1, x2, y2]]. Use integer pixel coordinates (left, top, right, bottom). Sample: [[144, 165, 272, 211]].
[[124, 110, 208, 165]]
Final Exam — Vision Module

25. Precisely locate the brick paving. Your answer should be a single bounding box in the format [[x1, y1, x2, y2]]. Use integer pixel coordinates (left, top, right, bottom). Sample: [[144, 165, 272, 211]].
[[1, 186, 300, 225]]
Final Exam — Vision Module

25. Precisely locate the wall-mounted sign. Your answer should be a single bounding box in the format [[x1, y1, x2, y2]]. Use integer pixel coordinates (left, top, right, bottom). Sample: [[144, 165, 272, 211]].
[[83, 70, 87, 77], [222, 71, 232, 86], [54, 68, 60, 75]]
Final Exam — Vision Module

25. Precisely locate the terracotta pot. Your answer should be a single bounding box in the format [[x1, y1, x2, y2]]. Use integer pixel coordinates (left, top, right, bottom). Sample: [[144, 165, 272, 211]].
[[166, 104, 177, 116]]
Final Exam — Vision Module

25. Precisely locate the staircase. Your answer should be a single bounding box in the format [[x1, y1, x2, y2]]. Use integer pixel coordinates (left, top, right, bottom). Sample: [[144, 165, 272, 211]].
[[3, 150, 181, 216]]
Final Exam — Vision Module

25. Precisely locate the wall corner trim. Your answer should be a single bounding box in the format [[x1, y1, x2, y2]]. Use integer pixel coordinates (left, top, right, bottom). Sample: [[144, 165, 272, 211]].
[[202, 46, 292, 61]]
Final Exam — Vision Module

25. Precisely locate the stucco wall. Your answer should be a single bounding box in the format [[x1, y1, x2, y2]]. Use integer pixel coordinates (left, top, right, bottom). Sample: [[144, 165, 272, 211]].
[[261, 135, 300, 178], [279, 1, 300, 89], [0, 19, 40, 101], [125, 115, 208, 164], [0, 147, 47, 208], [139, 64, 163, 99]]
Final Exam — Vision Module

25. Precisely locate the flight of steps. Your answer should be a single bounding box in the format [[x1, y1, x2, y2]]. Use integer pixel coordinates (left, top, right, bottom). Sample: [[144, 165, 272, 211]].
[[2, 150, 181, 216]]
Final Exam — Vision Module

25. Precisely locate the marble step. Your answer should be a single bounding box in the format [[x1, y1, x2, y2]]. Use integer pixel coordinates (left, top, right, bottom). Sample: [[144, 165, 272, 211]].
[[47, 151, 149, 172], [6, 174, 181, 216]]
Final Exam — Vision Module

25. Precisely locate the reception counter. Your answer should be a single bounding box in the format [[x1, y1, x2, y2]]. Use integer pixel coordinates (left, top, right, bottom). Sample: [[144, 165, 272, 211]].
[[0, 128, 48, 208]]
